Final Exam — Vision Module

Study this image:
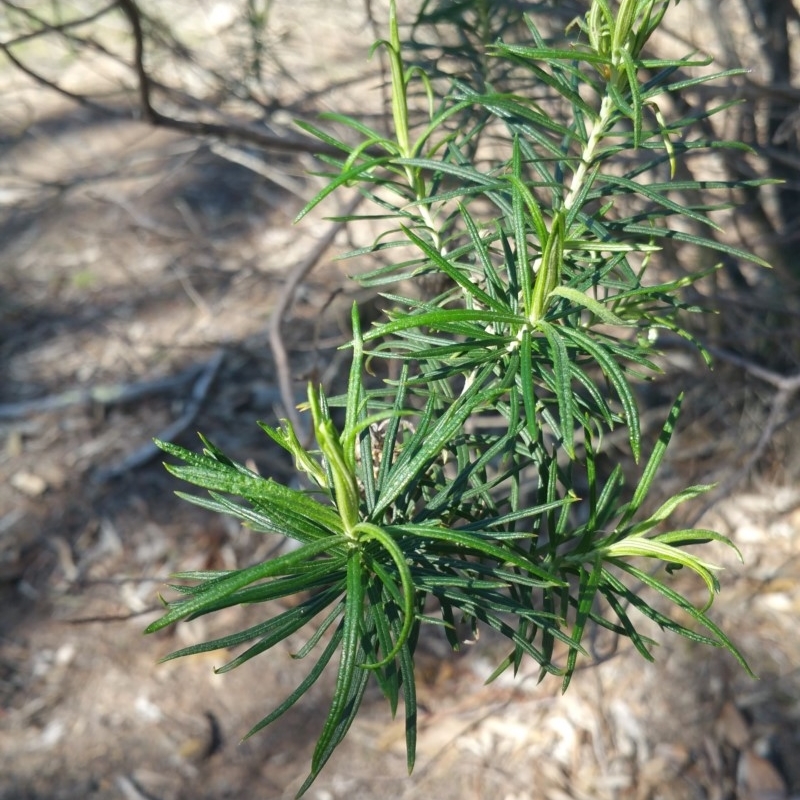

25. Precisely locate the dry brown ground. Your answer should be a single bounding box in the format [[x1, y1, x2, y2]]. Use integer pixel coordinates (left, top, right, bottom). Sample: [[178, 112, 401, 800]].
[[2, 2, 800, 799]]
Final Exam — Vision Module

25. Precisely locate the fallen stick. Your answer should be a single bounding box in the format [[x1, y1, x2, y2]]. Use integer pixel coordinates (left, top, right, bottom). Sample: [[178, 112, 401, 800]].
[[92, 349, 225, 483], [0, 362, 207, 421]]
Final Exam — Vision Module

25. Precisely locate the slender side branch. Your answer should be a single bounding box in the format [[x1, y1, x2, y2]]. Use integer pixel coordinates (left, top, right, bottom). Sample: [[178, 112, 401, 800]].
[[268, 195, 364, 437], [0, 36, 109, 113], [1, 0, 118, 47], [0, 0, 352, 157], [115, 0, 338, 154], [688, 348, 800, 523], [92, 349, 225, 483]]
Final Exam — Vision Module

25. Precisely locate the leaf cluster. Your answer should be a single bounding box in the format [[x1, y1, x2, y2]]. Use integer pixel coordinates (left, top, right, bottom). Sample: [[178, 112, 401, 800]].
[[147, 1, 765, 794]]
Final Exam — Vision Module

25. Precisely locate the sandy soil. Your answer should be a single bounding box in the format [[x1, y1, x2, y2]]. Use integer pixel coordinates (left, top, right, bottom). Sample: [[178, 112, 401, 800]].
[[1, 2, 799, 799]]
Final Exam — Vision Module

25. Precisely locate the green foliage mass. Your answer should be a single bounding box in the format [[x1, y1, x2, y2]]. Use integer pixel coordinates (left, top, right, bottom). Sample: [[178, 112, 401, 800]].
[[147, 1, 766, 794]]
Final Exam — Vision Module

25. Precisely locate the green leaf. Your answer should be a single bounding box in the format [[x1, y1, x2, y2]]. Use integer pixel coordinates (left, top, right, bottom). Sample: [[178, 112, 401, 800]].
[[292, 600, 346, 660], [364, 581, 400, 712], [372, 386, 505, 517], [600, 174, 723, 230], [511, 140, 534, 311], [519, 328, 538, 443], [563, 557, 602, 691], [396, 638, 417, 774], [402, 226, 509, 314], [242, 626, 344, 741], [621, 223, 773, 269], [157, 440, 345, 534], [362, 308, 522, 342], [145, 536, 350, 633], [294, 155, 393, 223], [627, 484, 715, 536], [355, 522, 416, 668], [619, 394, 682, 527], [605, 537, 720, 607], [306, 549, 367, 789], [538, 322, 575, 458], [617, 47, 643, 147], [615, 562, 754, 676], [557, 327, 641, 461], [394, 524, 565, 586]]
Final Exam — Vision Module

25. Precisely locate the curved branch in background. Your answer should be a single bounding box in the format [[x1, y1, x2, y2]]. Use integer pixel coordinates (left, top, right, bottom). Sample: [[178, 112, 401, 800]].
[[0, 12, 111, 113], [668, 342, 800, 524], [115, 0, 151, 122], [1, 0, 118, 47], [0, 0, 348, 157], [268, 193, 364, 438], [112, 0, 348, 157]]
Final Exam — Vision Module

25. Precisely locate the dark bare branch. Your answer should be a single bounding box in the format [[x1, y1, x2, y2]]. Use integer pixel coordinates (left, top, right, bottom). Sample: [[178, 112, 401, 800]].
[[0, 35, 112, 114], [0, 0, 118, 47], [1, 0, 354, 157], [113, 0, 353, 156]]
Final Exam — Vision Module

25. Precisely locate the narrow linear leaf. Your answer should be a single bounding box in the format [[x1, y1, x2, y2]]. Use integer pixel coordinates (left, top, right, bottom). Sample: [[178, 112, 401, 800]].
[[242, 626, 344, 741], [620, 394, 682, 527], [558, 327, 641, 461], [145, 535, 350, 633], [309, 550, 366, 780], [538, 322, 575, 458]]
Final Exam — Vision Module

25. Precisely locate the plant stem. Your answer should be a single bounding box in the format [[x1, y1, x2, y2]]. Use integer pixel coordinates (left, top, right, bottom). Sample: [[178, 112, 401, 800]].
[[564, 93, 615, 213]]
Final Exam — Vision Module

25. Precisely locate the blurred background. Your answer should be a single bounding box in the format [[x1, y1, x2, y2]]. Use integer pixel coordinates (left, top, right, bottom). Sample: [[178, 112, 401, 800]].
[[1, 1, 799, 798]]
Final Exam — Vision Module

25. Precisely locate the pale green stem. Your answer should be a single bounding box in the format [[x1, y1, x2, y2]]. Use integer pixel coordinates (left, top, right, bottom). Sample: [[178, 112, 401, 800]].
[[415, 193, 443, 255], [563, 93, 615, 214], [388, 1, 443, 255], [528, 92, 615, 325]]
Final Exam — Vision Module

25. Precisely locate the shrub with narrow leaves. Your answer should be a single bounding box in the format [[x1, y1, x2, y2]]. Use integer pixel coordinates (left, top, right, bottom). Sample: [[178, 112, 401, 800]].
[[147, 0, 766, 795]]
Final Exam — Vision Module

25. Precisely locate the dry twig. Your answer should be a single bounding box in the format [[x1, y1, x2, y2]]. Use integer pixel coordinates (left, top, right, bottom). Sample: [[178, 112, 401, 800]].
[[92, 349, 225, 483], [0, 0, 351, 157], [690, 346, 800, 524], [268, 194, 364, 437], [115, 0, 340, 155], [0, 363, 207, 421]]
